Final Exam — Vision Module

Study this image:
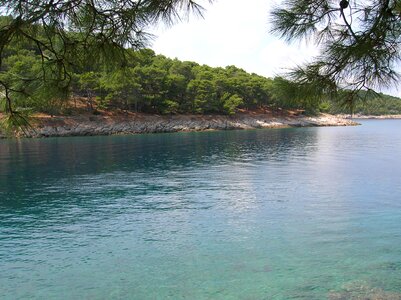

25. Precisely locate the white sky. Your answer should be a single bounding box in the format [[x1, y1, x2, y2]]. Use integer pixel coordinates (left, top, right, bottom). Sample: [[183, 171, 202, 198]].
[[150, 0, 400, 97]]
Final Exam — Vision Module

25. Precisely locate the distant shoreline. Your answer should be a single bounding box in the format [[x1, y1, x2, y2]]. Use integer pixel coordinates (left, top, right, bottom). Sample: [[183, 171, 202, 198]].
[[0, 113, 358, 139], [338, 114, 401, 119]]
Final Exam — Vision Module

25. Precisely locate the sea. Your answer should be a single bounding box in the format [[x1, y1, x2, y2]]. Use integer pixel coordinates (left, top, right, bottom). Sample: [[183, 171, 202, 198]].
[[1, 119, 401, 299]]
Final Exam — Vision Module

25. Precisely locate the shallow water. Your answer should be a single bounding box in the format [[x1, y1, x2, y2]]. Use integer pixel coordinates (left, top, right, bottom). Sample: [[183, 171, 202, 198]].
[[1, 120, 401, 299]]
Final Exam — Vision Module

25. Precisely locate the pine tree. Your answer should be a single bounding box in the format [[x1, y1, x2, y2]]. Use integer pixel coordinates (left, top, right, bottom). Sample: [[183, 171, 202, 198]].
[[271, 0, 401, 108], [0, 0, 209, 127]]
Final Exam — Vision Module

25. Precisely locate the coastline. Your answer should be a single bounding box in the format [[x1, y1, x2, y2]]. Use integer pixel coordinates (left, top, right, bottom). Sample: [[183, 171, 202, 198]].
[[0, 113, 358, 138], [337, 113, 401, 119]]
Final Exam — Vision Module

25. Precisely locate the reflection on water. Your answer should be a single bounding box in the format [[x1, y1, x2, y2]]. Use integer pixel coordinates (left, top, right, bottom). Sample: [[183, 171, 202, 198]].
[[1, 121, 401, 299]]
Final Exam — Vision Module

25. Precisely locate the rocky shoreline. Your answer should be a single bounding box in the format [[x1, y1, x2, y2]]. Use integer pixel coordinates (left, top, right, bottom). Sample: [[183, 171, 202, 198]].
[[0, 113, 358, 138], [347, 114, 401, 119]]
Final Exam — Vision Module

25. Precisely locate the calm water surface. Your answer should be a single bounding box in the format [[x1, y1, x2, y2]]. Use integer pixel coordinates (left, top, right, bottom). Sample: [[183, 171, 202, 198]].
[[1, 120, 401, 299]]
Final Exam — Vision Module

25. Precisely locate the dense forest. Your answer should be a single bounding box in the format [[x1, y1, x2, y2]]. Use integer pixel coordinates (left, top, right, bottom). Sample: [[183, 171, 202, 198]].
[[1, 16, 401, 118]]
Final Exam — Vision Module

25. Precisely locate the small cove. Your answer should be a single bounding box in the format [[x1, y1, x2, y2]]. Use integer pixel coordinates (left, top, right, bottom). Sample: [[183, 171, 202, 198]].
[[1, 120, 401, 299]]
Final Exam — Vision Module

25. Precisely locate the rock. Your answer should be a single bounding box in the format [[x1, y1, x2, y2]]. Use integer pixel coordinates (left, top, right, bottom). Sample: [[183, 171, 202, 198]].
[[328, 281, 401, 300], [1, 113, 359, 138]]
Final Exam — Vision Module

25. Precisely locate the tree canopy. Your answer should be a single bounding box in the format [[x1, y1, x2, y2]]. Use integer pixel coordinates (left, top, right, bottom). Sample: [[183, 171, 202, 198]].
[[1, 0, 401, 130], [271, 0, 401, 100], [0, 0, 210, 126], [0, 43, 280, 116], [2, 39, 400, 120]]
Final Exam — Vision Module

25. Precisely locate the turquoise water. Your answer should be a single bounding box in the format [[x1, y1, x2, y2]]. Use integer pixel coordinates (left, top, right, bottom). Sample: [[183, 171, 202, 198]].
[[1, 120, 401, 299]]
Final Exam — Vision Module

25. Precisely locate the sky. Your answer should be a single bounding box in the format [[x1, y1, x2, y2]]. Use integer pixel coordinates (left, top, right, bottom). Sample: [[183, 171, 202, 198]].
[[150, 0, 400, 97]]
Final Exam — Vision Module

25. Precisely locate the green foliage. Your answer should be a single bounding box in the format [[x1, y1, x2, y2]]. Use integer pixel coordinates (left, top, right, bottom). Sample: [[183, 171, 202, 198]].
[[1, 0, 400, 133], [319, 101, 331, 113], [269, 76, 324, 113], [160, 100, 179, 114], [271, 0, 401, 104], [1, 15, 400, 121], [0, 1, 211, 129], [63, 48, 277, 115], [0, 32, 281, 118], [0, 45, 69, 115], [0, 108, 33, 136], [78, 72, 100, 94], [223, 94, 243, 115], [327, 92, 401, 115]]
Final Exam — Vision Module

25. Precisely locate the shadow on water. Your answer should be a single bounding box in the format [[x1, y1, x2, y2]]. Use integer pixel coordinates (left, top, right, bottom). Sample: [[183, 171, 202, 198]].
[[0, 127, 324, 299], [0, 128, 319, 207]]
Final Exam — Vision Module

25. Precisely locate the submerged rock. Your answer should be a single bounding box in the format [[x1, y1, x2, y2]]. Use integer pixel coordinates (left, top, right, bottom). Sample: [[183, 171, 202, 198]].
[[328, 281, 401, 300]]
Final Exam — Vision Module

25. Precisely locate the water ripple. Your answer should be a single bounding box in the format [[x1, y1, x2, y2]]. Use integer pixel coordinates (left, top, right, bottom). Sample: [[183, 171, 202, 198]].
[[1, 121, 401, 299]]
